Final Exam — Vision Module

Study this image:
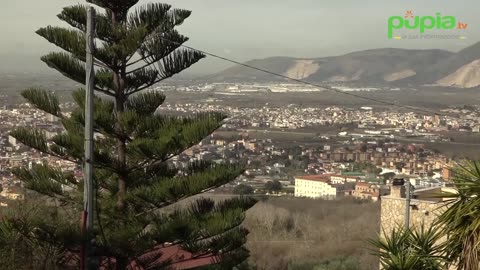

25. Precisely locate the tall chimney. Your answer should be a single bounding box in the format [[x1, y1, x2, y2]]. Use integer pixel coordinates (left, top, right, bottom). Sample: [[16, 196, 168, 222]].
[[391, 178, 406, 198]]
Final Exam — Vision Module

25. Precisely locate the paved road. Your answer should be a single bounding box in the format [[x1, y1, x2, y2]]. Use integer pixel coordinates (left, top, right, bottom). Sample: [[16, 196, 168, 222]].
[[396, 137, 480, 146], [239, 128, 480, 146], [238, 128, 316, 136]]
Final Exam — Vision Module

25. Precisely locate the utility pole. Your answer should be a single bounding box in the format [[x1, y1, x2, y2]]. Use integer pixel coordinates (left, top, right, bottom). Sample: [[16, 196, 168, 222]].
[[405, 181, 411, 229], [82, 6, 96, 270]]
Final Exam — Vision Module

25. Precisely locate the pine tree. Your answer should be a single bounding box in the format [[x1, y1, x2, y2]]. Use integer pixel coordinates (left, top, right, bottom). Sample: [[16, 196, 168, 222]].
[[5, 1, 256, 269]]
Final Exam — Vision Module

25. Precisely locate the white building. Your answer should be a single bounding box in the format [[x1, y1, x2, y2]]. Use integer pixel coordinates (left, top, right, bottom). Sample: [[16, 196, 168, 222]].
[[8, 135, 16, 146], [330, 174, 359, 184], [294, 175, 353, 199], [45, 130, 58, 140], [47, 114, 59, 122]]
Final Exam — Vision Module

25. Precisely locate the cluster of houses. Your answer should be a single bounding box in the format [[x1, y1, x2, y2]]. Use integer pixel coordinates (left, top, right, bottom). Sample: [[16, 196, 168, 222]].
[[294, 173, 389, 201], [293, 171, 450, 202]]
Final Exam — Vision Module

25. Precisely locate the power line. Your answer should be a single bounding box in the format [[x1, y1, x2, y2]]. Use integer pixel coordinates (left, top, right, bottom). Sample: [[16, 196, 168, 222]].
[[159, 37, 456, 117]]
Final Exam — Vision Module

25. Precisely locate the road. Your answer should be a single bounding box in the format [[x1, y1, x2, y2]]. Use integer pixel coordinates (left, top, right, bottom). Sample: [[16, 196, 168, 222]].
[[239, 128, 480, 146], [238, 128, 317, 136]]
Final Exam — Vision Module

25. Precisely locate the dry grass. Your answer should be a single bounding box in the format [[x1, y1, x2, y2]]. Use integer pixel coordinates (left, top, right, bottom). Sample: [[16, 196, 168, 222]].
[[244, 197, 380, 270]]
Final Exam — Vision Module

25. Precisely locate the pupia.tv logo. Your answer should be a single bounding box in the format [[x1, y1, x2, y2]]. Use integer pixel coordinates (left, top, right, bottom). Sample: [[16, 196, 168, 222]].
[[388, 11, 468, 39]]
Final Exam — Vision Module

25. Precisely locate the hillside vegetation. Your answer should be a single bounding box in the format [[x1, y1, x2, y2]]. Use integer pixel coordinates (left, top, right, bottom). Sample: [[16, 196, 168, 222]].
[[244, 197, 380, 270]]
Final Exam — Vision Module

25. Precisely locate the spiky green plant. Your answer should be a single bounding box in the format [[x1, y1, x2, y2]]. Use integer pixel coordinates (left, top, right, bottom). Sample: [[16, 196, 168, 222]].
[[437, 160, 480, 270], [3, 1, 256, 269], [369, 225, 445, 270], [0, 201, 66, 270]]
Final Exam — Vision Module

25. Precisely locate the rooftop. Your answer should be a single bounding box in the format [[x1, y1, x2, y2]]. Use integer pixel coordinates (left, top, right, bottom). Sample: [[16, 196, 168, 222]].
[[356, 182, 373, 187], [296, 175, 331, 182], [341, 172, 365, 176]]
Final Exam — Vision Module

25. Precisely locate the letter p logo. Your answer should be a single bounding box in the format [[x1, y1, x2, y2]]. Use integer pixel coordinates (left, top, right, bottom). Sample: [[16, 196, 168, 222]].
[[420, 16, 435, 33], [388, 16, 404, 39]]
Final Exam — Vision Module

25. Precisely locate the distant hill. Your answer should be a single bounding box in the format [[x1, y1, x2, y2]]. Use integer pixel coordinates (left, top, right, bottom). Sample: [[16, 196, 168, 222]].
[[309, 48, 451, 83], [399, 42, 480, 86], [204, 42, 480, 88], [205, 48, 452, 84], [202, 57, 299, 82], [431, 42, 480, 88]]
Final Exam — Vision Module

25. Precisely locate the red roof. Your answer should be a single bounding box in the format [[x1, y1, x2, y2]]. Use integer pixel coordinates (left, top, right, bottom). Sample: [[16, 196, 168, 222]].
[[135, 245, 218, 270], [356, 182, 372, 187], [296, 175, 331, 182], [68, 245, 219, 270]]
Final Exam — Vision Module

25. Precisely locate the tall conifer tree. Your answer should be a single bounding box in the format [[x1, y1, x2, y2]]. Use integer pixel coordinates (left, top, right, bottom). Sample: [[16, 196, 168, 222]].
[[5, 1, 256, 269]]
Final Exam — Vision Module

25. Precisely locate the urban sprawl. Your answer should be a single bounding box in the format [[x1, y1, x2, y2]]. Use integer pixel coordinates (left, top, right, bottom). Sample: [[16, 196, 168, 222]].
[[0, 84, 479, 205]]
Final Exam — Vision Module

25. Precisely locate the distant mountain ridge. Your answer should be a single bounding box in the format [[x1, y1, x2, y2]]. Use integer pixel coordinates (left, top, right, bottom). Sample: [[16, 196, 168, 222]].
[[408, 41, 480, 87], [205, 42, 480, 88]]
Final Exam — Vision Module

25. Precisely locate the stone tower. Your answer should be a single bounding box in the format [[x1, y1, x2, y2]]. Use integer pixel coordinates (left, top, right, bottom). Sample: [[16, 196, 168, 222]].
[[390, 178, 406, 198]]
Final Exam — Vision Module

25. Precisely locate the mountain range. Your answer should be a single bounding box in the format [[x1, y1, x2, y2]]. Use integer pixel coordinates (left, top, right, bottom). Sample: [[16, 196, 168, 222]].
[[205, 41, 480, 88]]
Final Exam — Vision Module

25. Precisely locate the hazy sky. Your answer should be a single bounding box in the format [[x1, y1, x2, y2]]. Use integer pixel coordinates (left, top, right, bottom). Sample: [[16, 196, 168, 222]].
[[1, 0, 478, 74]]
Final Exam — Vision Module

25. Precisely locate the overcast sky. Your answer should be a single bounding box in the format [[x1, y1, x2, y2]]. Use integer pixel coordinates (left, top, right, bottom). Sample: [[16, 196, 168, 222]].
[[1, 0, 478, 74]]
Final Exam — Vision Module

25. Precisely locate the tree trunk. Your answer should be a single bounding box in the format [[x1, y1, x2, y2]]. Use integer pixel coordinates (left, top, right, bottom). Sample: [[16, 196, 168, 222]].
[[110, 10, 128, 211], [116, 137, 127, 209], [114, 73, 127, 210]]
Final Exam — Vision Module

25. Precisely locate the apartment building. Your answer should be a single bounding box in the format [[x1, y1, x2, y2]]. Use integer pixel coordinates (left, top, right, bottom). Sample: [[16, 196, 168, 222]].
[[353, 182, 389, 202], [330, 174, 360, 184], [294, 175, 353, 199]]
